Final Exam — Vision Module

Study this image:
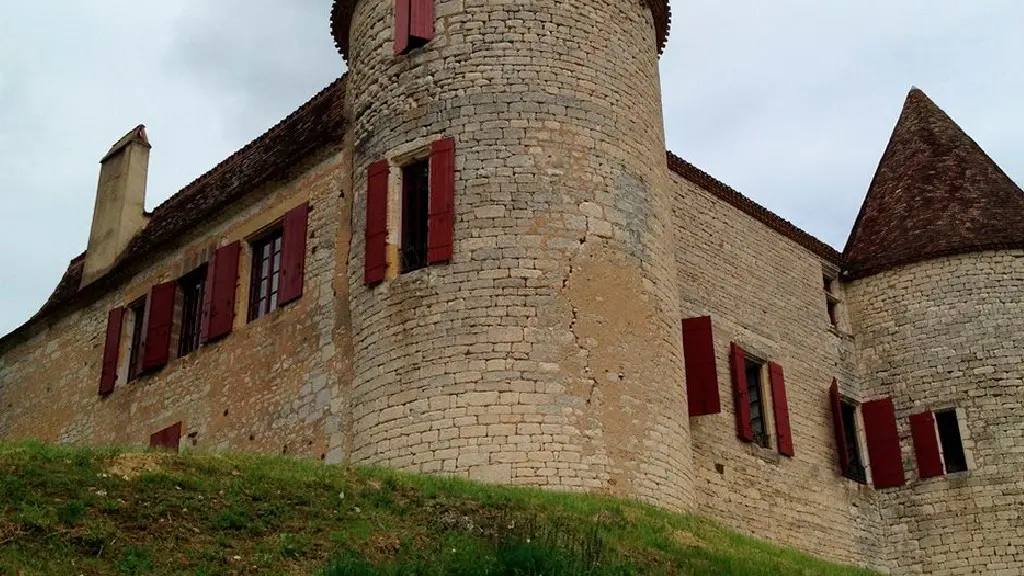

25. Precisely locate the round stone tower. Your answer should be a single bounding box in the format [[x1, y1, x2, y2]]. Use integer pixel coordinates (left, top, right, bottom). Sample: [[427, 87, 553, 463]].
[[330, 0, 694, 509], [844, 89, 1024, 573]]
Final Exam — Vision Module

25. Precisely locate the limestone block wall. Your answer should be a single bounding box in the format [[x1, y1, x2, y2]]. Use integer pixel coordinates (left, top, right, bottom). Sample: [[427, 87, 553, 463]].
[[343, 0, 694, 508], [670, 172, 885, 570], [846, 251, 1024, 575], [0, 145, 352, 461]]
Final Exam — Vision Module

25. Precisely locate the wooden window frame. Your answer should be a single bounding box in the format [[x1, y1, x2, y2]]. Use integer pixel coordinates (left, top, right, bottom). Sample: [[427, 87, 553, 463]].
[[248, 226, 285, 323], [177, 264, 207, 358], [840, 398, 868, 484], [126, 296, 147, 382], [743, 357, 770, 449], [935, 408, 968, 474], [400, 158, 430, 273]]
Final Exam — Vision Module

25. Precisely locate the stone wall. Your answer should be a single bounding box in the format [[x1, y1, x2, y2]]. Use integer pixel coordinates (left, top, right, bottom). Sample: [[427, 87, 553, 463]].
[[342, 0, 695, 509], [670, 171, 885, 570], [0, 144, 352, 461], [846, 251, 1024, 575]]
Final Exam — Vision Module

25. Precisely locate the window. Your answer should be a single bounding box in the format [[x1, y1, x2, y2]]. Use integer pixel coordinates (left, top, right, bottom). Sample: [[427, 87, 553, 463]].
[[248, 228, 284, 322], [841, 400, 867, 484], [935, 409, 968, 473], [126, 297, 146, 382], [401, 159, 430, 273], [393, 0, 435, 55], [824, 276, 839, 328], [177, 265, 206, 357], [744, 359, 769, 449]]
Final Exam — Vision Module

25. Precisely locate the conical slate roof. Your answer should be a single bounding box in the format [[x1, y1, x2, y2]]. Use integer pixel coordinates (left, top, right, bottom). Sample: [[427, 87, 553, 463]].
[[843, 88, 1024, 279]]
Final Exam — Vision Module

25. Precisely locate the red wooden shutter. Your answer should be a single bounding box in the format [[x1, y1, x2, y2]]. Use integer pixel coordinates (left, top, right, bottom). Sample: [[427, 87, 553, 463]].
[[279, 202, 309, 306], [200, 241, 241, 344], [409, 0, 434, 43], [863, 397, 905, 488], [393, 0, 411, 54], [149, 421, 182, 453], [910, 410, 944, 479], [829, 379, 850, 474], [681, 316, 720, 416], [99, 307, 124, 396], [140, 281, 176, 373], [768, 361, 794, 457], [428, 137, 456, 264], [730, 342, 754, 442], [365, 160, 389, 286]]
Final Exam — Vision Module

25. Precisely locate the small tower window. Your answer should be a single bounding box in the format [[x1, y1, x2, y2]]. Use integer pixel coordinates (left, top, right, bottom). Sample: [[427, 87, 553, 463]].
[[401, 159, 430, 273], [935, 409, 968, 473], [394, 0, 435, 55], [823, 275, 840, 328]]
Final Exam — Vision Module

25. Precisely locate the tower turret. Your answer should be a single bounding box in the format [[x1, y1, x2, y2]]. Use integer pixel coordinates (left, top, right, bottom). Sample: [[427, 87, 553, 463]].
[[845, 89, 1024, 572], [331, 0, 694, 508]]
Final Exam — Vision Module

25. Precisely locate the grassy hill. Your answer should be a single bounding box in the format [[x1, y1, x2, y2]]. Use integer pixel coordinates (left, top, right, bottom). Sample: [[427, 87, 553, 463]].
[[0, 443, 875, 575]]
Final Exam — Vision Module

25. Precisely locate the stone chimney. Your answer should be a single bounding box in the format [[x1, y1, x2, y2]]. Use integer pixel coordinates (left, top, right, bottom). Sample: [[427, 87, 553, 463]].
[[81, 125, 150, 287]]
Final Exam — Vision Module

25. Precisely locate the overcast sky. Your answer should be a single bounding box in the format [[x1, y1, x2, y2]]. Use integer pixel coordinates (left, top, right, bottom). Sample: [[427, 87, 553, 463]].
[[1, 1, 1021, 337]]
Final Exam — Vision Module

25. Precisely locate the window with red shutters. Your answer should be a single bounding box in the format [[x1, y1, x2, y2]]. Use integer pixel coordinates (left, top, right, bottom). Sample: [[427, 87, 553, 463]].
[[149, 421, 182, 453], [365, 160, 389, 286], [278, 202, 309, 306], [910, 410, 944, 479], [862, 397, 905, 489], [427, 137, 455, 265], [394, 0, 434, 55], [99, 307, 124, 396], [729, 342, 755, 443], [200, 241, 241, 343], [935, 409, 968, 474], [139, 281, 176, 374], [829, 380, 848, 473], [681, 316, 720, 417], [248, 228, 284, 322], [768, 361, 793, 457]]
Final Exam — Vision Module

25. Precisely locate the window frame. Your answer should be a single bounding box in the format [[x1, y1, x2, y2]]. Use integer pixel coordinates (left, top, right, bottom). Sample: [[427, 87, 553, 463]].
[[934, 408, 968, 474], [126, 296, 147, 382], [247, 226, 285, 323], [743, 357, 771, 449], [823, 275, 840, 329], [177, 264, 207, 358], [400, 157, 430, 273], [840, 398, 868, 484]]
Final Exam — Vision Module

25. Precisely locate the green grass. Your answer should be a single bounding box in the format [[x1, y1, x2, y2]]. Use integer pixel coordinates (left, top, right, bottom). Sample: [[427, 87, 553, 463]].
[[0, 442, 876, 575]]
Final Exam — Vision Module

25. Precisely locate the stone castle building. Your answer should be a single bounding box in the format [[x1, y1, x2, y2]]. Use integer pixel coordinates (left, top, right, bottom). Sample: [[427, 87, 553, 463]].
[[1, 1, 1021, 573]]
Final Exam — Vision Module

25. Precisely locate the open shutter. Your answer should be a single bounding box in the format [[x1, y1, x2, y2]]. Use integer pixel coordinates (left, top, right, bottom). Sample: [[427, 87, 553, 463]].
[[681, 316, 720, 416], [730, 342, 754, 442], [829, 379, 849, 474], [910, 410, 944, 479], [200, 241, 241, 344], [278, 202, 309, 306], [863, 397, 905, 488], [769, 361, 793, 457], [140, 281, 176, 373], [428, 137, 456, 264], [365, 160, 389, 286], [409, 0, 434, 44], [393, 0, 411, 54], [99, 307, 124, 396]]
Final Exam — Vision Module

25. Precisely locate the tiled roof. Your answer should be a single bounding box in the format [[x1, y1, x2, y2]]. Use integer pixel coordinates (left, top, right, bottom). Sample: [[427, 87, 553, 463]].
[[328, 0, 672, 60], [667, 152, 842, 264], [843, 88, 1024, 279], [0, 76, 348, 349]]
